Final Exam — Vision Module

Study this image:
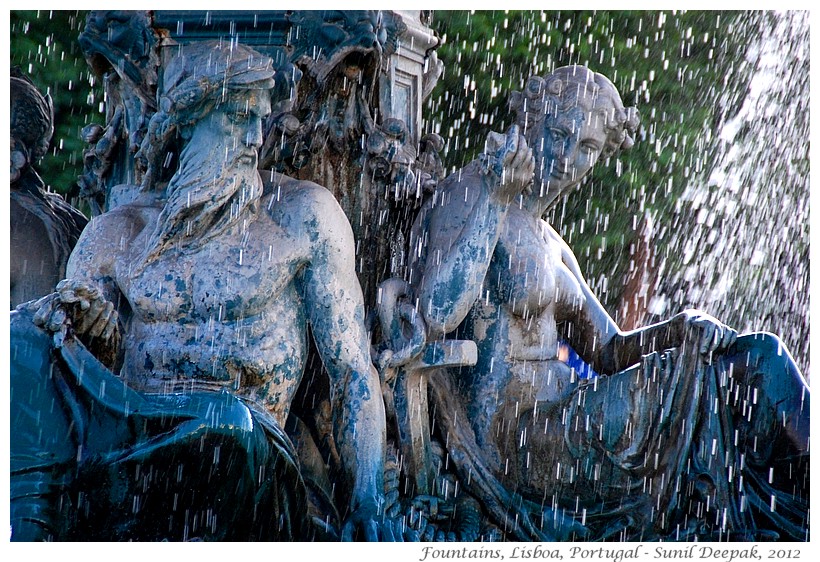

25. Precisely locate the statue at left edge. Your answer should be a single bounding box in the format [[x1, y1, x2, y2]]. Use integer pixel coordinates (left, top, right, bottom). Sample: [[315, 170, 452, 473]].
[[10, 69, 88, 308], [9, 38, 393, 541]]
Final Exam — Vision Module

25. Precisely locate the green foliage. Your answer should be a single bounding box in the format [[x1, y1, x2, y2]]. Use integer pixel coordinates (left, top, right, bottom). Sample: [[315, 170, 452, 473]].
[[10, 10, 99, 201], [427, 10, 745, 317]]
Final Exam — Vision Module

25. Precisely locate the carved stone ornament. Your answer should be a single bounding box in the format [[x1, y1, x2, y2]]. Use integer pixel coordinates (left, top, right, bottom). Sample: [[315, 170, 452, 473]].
[[9, 12, 808, 544]]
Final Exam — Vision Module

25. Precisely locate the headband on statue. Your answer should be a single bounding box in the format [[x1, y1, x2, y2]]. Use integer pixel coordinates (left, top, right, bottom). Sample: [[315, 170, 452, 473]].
[[137, 41, 276, 190]]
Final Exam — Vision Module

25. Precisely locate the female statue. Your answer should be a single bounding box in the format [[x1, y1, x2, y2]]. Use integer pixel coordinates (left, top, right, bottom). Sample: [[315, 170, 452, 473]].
[[408, 65, 809, 541]]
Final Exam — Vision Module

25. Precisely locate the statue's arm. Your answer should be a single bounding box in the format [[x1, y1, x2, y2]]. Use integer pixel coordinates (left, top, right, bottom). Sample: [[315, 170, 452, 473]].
[[605, 309, 738, 372], [297, 189, 387, 539], [34, 212, 124, 365], [63, 213, 122, 299], [550, 225, 736, 374], [413, 127, 533, 338]]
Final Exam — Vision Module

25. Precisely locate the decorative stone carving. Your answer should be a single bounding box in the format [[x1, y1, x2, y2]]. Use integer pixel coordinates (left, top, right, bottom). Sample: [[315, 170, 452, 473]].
[[374, 278, 476, 499], [254, 10, 444, 304], [10, 69, 88, 307], [397, 65, 809, 541], [10, 41, 389, 542], [11, 10, 808, 544], [77, 10, 161, 213], [75, 9, 444, 310]]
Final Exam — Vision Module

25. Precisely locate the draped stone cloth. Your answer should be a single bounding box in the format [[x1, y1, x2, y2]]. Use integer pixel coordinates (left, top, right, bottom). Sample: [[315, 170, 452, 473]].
[[10, 306, 308, 541], [429, 339, 809, 541]]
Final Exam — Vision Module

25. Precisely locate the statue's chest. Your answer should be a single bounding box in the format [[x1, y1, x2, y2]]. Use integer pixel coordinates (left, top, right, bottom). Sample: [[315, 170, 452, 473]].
[[492, 228, 559, 319], [122, 240, 305, 323]]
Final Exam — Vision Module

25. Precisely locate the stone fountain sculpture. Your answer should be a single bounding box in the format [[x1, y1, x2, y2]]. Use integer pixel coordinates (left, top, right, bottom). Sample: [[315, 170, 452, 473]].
[[11, 39, 390, 542], [380, 65, 809, 541], [73, 17, 444, 520], [75, 10, 443, 296], [10, 70, 88, 307], [10, 10, 809, 543]]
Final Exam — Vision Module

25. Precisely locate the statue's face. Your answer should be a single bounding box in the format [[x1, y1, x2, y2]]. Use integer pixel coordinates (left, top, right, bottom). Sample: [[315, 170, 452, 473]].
[[533, 104, 607, 193], [186, 89, 272, 172]]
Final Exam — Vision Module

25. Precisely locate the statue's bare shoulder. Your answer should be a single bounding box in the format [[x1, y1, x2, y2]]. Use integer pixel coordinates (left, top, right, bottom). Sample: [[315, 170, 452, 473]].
[[260, 171, 355, 254], [83, 189, 160, 239], [68, 188, 161, 275]]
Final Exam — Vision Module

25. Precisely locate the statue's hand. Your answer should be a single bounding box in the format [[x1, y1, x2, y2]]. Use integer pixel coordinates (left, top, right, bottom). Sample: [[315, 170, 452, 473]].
[[33, 279, 119, 352], [675, 308, 738, 359], [480, 124, 534, 202]]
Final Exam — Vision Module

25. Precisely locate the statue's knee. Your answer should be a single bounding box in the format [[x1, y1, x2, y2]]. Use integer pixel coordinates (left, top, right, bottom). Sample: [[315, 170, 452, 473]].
[[210, 396, 277, 459], [743, 331, 784, 356], [733, 332, 792, 370]]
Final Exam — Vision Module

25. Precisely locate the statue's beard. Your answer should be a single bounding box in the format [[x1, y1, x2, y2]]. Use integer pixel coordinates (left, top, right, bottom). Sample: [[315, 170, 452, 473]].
[[141, 140, 261, 264]]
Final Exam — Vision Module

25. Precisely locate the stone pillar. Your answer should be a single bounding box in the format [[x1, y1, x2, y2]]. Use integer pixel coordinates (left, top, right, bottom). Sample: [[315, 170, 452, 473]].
[[379, 11, 442, 149]]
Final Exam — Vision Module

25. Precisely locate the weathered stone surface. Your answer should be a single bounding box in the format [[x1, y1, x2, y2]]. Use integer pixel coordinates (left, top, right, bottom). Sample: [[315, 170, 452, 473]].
[[77, 10, 161, 214], [77, 10, 444, 308], [11, 40, 389, 542], [10, 11, 809, 543], [398, 65, 809, 541], [10, 70, 88, 308]]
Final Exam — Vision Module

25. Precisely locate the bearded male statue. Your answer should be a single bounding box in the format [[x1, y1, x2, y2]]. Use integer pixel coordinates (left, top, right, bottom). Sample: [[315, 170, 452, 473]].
[[11, 41, 389, 541]]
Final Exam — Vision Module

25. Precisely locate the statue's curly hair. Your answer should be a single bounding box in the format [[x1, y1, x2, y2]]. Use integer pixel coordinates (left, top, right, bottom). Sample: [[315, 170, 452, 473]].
[[137, 40, 276, 190], [10, 69, 54, 162], [510, 65, 640, 159]]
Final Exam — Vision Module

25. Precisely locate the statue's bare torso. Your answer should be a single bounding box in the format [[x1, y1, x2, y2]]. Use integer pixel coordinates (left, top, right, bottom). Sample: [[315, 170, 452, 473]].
[[68, 174, 337, 426], [463, 206, 581, 464]]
